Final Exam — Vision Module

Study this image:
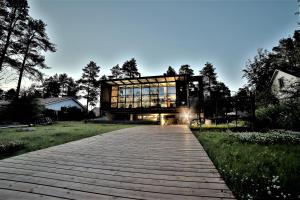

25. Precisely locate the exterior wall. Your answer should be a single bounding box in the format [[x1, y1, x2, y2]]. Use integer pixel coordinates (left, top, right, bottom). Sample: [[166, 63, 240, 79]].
[[45, 100, 83, 111], [271, 70, 300, 99]]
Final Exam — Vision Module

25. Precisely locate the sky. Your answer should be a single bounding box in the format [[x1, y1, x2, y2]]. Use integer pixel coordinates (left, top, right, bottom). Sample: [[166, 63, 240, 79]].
[[9, 0, 299, 92]]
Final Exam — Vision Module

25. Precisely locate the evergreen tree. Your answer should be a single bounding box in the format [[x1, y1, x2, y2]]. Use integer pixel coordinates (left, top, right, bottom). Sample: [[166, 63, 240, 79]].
[[0, 0, 29, 71], [110, 64, 122, 78], [78, 61, 100, 110], [166, 66, 176, 75], [121, 58, 140, 78], [179, 64, 194, 75], [43, 74, 60, 98], [200, 62, 217, 87], [14, 18, 56, 99]]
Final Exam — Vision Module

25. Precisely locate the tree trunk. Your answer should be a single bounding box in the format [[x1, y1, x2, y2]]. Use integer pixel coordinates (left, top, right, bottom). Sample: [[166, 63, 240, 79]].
[[15, 42, 30, 99], [0, 8, 17, 71]]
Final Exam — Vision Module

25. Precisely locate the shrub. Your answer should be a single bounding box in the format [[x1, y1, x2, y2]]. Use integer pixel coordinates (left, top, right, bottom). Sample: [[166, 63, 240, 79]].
[[0, 140, 25, 155], [255, 100, 300, 131], [0, 96, 44, 123]]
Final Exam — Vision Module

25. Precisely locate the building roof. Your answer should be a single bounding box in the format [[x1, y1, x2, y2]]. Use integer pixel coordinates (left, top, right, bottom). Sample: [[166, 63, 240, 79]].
[[270, 69, 300, 85], [38, 97, 85, 109], [102, 74, 199, 85]]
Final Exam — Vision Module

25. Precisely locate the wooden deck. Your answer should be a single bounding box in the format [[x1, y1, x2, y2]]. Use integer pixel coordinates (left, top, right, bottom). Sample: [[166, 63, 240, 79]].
[[0, 125, 235, 200]]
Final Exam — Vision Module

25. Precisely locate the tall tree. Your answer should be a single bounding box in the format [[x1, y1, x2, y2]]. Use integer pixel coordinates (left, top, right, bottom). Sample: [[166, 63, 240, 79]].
[[78, 61, 100, 110], [110, 64, 122, 79], [59, 73, 68, 96], [243, 30, 300, 105], [14, 18, 56, 99], [43, 74, 60, 98], [166, 66, 176, 75], [65, 77, 79, 98], [200, 62, 217, 87], [121, 58, 140, 78], [179, 64, 194, 75], [0, 0, 29, 71]]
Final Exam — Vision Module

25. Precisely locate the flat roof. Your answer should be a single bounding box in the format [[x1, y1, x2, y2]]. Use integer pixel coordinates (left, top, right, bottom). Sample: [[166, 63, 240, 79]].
[[103, 74, 200, 85]]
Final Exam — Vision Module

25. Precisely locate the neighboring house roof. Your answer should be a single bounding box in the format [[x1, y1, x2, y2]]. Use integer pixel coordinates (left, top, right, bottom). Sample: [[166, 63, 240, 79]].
[[270, 69, 299, 85], [270, 69, 300, 99], [38, 97, 85, 110]]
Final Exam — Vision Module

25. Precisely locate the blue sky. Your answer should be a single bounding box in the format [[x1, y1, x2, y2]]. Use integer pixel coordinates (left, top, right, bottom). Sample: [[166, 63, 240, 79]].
[[27, 0, 298, 92]]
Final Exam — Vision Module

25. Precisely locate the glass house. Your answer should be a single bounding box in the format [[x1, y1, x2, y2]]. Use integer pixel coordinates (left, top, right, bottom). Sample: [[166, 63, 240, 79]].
[[100, 74, 203, 124]]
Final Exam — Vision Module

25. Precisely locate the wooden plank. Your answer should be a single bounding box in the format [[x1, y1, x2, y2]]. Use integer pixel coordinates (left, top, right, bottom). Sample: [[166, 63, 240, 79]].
[[0, 125, 235, 200], [0, 174, 234, 199], [0, 189, 67, 200], [0, 166, 230, 190]]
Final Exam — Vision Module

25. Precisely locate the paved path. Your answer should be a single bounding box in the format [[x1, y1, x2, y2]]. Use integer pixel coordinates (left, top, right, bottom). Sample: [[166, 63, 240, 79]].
[[0, 125, 235, 200]]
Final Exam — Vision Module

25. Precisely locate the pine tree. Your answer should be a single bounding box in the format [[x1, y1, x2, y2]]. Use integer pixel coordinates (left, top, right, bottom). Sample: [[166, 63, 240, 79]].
[[179, 64, 194, 75], [200, 62, 217, 87], [110, 64, 122, 78], [14, 18, 56, 99], [121, 58, 140, 78], [166, 66, 176, 75], [0, 0, 29, 71], [78, 61, 100, 110]]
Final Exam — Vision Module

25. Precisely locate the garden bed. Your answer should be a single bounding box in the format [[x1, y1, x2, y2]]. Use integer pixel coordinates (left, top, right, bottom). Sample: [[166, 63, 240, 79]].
[[194, 130, 300, 200]]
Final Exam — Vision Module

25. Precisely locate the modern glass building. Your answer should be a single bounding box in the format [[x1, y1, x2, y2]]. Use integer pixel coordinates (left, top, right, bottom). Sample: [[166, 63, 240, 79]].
[[100, 74, 203, 124]]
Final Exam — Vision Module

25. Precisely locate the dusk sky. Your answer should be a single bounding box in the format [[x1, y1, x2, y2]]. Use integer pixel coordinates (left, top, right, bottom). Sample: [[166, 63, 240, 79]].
[[26, 0, 298, 92]]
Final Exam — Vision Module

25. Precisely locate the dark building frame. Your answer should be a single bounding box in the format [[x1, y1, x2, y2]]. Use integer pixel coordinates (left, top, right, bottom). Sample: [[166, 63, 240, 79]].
[[100, 74, 203, 124]]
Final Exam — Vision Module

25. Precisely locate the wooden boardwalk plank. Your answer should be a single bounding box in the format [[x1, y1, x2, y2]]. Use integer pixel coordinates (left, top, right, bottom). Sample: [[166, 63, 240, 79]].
[[0, 125, 235, 199]]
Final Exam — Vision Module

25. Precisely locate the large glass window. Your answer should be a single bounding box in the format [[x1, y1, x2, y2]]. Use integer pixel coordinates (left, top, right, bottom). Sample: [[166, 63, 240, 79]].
[[111, 86, 118, 108], [112, 82, 176, 109]]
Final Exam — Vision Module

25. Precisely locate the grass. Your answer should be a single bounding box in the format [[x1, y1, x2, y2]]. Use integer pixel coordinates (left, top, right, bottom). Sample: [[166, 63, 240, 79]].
[[0, 121, 134, 159], [194, 130, 300, 200]]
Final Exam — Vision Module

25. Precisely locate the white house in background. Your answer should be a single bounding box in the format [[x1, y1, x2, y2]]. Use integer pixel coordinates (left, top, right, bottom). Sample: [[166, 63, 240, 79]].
[[270, 69, 300, 100], [39, 97, 85, 111]]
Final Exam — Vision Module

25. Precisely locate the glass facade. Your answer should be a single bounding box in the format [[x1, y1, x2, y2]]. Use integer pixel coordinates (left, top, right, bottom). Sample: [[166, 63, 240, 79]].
[[111, 82, 176, 109]]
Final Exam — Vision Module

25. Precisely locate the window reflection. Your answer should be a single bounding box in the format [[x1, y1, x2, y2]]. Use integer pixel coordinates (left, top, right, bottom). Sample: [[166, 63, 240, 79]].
[[111, 82, 176, 108]]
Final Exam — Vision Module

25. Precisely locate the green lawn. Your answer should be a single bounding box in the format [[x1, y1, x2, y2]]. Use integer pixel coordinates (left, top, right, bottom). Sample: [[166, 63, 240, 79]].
[[0, 121, 134, 159], [195, 131, 300, 200]]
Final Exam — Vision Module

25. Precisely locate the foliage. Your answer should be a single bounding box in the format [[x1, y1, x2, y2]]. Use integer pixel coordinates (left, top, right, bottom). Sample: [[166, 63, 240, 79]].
[[121, 58, 140, 78], [229, 131, 300, 145], [0, 0, 29, 71], [243, 30, 300, 105], [200, 62, 217, 86], [78, 61, 100, 108], [43, 74, 60, 97], [110, 64, 122, 78], [0, 121, 134, 159], [196, 131, 300, 200], [255, 100, 300, 131], [14, 17, 56, 98], [4, 88, 16, 100], [0, 140, 25, 155], [0, 96, 44, 123], [178, 64, 194, 75], [165, 66, 176, 75]]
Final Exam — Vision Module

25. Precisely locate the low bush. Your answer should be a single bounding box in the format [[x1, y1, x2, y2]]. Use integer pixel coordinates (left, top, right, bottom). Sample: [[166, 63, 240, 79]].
[[0, 140, 25, 155], [0, 96, 44, 123], [228, 131, 300, 145], [255, 100, 300, 131]]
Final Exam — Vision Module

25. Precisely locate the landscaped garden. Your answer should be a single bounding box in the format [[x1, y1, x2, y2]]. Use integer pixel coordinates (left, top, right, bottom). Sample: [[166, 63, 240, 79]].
[[194, 129, 300, 200], [0, 121, 134, 159]]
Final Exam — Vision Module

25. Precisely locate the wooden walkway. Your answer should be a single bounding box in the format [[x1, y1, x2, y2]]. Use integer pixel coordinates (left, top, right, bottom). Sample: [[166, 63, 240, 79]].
[[0, 125, 235, 200]]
